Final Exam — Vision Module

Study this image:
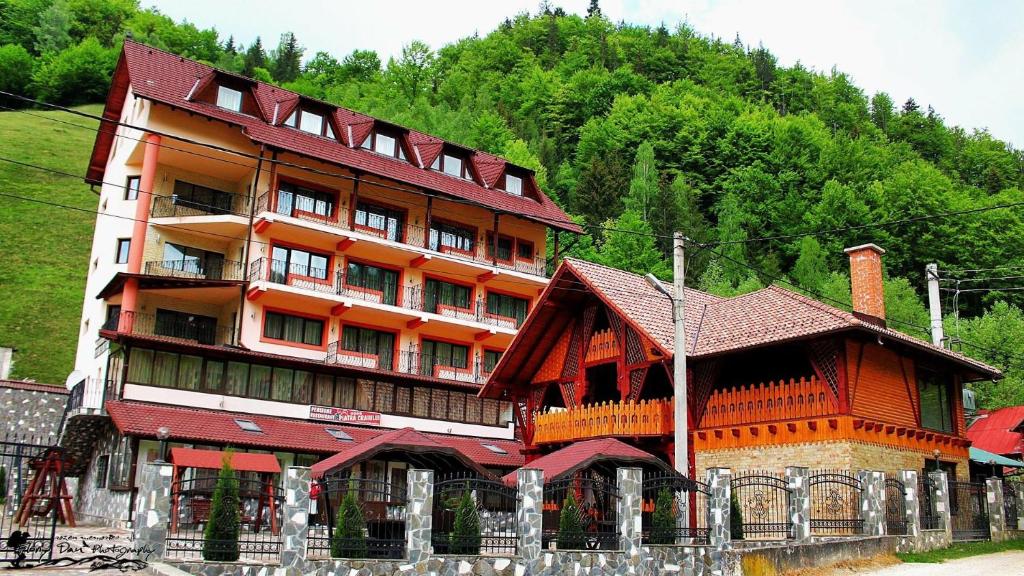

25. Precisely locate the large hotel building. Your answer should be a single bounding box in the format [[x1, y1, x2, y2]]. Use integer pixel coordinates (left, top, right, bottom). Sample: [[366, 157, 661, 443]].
[[64, 40, 579, 525]]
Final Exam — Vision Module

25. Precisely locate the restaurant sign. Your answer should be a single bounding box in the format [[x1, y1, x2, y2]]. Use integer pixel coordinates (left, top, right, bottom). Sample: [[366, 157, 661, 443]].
[[308, 405, 381, 426]]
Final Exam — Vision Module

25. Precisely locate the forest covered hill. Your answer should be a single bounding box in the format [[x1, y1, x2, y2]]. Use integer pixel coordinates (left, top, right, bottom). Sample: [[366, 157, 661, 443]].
[[1, 0, 1022, 407]]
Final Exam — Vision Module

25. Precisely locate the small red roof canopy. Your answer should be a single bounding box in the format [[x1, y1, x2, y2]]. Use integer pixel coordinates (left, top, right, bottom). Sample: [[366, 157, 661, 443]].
[[501, 438, 671, 486], [170, 447, 281, 474], [310, 427, 492, 479]]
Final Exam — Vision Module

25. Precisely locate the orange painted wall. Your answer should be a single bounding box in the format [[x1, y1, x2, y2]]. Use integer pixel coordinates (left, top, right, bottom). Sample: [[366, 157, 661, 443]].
[[847, 340, 919, 428]]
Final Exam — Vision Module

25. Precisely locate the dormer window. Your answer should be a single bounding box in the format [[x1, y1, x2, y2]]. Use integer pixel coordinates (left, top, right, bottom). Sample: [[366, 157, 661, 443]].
[[360, 131, 406, 160], [216, 86, 243, 112], [284, 107, 336, 139], [431, 152, 469, 179], [504, 174, 522, 196]]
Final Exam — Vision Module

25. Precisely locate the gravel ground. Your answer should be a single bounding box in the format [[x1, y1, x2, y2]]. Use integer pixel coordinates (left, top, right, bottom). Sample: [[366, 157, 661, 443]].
[[843, 550, 1024, 575]]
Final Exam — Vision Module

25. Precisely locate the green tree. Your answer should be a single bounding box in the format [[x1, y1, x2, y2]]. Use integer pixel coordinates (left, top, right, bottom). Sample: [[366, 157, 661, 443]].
[[340, 49, 381, 82], [450, 489, 481, 554], [595, 210, 671, 279], [624, 141, 658, 221], [330, 489, 368, 558], [0, 465, 6, 505], [949, 301, 1024, 409], [729, 490, 744, 540], [66, 0, 136, 47], [790, 236, 828, 291], [387, 40, 434, 100], [650, 488, 676, 545], [33, 37, 118, 104], [557, 491, 586, 549], [34, 0, 74, 56], [870, 92, 894, 134], [272, 32, 303, 83], [243, 36, 266, 77], [573, 154, 627, 233], [202, 456, 240, 561], [0, 44, 34, 104]]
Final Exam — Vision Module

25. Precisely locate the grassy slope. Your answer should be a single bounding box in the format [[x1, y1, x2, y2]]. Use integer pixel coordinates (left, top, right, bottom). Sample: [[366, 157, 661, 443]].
[[0, 105, 102, 384], [897, 538, 1024, 563]]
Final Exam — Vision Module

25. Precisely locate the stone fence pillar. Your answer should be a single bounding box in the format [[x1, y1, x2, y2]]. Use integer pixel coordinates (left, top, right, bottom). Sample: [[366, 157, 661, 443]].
[[706, 467, 731, 550], [857, 470, 886, 536], [617, 467, 643, 553], [1016, 482, 1024, 531], [785, 466, 811, 543], [928, 471, 952, 540], [280, 466, 310, 571], [133, 463, 173, 559], [406, 469, 434, 563], [986, 477, 1007, 542], [517, 468, 543, 562], [900, 470, 921, 538]]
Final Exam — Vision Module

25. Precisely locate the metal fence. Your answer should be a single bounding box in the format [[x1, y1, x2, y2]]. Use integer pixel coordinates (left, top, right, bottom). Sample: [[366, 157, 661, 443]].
[[0, 438, 65, 567], [918, 475, 940, 530], [809, 470, 863, 536], [432, 474, 518, 556], [730, 471, 792, 540], [884, 477, 908, 536], [542, 474, 620, 550], [1004, 480, 1019, 530], [640, 471, 710, 545], [165, 476, 283, 562], [307, 476, 407, 560], [949, 480, 989, 541]]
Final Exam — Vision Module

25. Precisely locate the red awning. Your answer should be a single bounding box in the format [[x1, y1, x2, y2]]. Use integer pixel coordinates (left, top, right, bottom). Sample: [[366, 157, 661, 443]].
[[169, 447, 281, 474]]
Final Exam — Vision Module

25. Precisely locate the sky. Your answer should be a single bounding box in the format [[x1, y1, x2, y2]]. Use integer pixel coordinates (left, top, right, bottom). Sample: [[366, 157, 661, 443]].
[[146, 0, 1024, 147]]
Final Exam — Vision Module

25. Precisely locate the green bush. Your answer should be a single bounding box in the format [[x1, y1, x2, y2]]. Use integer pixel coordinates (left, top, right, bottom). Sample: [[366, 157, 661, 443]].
[[450, 489, 481, 554], [330, 489, 367, 558], [202, 457, 240, 561], [650, 487, 677, 544], [729, 490, 744, 540], [557, 491, 586, 550], [0, 44, 33, 105], [32, 37, 118, 105], [0, 465, 6, 505]]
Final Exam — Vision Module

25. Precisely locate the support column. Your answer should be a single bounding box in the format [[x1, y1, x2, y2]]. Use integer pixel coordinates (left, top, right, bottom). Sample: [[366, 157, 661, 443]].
[[929, 471, 952, 540], [705, 468, 732, 550], [133, 462, 172, 560], [405, 469, 434, 563], [1016, 483, 1024, 531], [617, 467, 643, 553], [127, 133, 161, 274], [857, 470, 886, 536], [786, 466, 811, 543], [986, 477, 1007, 542], [280, 467, 311, 572], [517, 468, 543, 561], [900, 470, 921, 538]]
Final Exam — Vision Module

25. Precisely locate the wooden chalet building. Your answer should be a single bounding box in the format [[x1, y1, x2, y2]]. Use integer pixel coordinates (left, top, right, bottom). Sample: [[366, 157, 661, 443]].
[[481, 246, 1000, 479]]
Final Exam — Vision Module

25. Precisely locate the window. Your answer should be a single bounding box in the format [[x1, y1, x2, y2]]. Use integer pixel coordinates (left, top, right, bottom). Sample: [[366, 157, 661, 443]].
[[125, 175, 140, 200], [517, 240, 535, 261], [272, 367, 294, 401], [918, 368, 954, 433], [341, 325, 395, 370], [420, 339, 469, 376], [430, 152, 470, 179], [108, 437, 133, 488], [216, 85, 243, 111], [162, 243, 226, 279], [234, 419, 263, 433], [270, 245, 330, 282], [225, 362, 249, 396], [154, 309, 218, 345], [95, 455, 109, 488], [284, 108, 335, 138], [486, 292, 529, 326], [275, 181, 336, 220], [429, 221, 475, 254], [503, 174, 522, 195], [345, 261, 399, 305], [354, 201, 404, 242], [483, 349, 503, 373], [326, 428, 353, 441], [115, 238, 130, 264], [203, 360, 225, 394], [423, 278, 472, 314], [249, 365, 271, 398], [361, 131, 405, 159], [481, 443, 507, 455], [486, 234, 514, 263], [263, 311, 325, 347], [172, 180, 234, 214]]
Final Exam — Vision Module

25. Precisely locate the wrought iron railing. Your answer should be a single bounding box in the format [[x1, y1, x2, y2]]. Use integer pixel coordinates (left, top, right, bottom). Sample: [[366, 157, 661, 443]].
[[730, 471, 792, 540], [432, 474, 518, 556], [1004, 480, 1019, 530], [144, 259, 245, 281], [808, 470, 864, 536], [101, 311, 233, 346], [949, 480, 989, 541], [640, 472, 710, 545], [542, 474, 620, 550], [307, 476, 407, 559], [884, 476, 908, 536], [919, 475, 940, 530], [324, 343, 492, 385], [151, 192, 250, 218]]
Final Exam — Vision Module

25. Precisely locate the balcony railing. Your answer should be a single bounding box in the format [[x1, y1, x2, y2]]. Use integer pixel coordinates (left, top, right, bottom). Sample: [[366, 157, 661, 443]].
[[324, 344, 495, 385], [151, 192, 250, 218], [101, 310, 234, 346], [533, 398, 674, 445], [144, 259, 246, 281], [699, 376, 835, 428], [255, 191, 548, 277], [248, 257, 525, 329]]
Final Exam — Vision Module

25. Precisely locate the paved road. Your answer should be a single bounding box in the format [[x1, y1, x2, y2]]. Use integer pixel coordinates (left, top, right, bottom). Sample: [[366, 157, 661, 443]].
[[851, 551, 1024, 575]]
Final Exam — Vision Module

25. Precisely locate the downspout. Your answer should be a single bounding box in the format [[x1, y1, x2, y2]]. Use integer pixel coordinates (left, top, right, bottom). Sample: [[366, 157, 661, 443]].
[[237, 145, 267, 346]]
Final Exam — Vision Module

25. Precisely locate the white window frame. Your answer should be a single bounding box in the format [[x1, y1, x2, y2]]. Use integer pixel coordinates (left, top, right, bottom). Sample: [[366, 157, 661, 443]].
[[216, 86, 243, 112]]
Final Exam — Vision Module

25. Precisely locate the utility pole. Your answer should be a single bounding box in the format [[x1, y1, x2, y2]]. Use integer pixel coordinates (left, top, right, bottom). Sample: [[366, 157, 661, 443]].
[[672, 232, 688, 476], [926, 263, 944, 347]]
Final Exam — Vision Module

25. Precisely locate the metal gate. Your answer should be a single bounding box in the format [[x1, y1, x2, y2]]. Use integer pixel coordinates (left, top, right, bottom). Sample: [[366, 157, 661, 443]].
[[949, 480, 989, 541], [809, 471, 863, 536], [1002, 480, 1019, 531], [0, 436, 62, 568], [730, 472, 792, 540], [918, 475, 940, 530], [884, 477, 908, 535]]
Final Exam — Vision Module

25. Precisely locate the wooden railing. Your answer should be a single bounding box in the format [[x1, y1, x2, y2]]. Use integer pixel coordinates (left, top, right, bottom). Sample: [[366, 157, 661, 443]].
[[585, 329, 619, 363], [533, 398, 673, 444], [699, 376, 835, 428]]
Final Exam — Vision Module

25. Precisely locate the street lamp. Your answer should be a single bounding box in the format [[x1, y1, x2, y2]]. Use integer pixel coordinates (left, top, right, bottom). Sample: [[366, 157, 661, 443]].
[[156, 426, 171, 463], [932, 449, 941, 472]]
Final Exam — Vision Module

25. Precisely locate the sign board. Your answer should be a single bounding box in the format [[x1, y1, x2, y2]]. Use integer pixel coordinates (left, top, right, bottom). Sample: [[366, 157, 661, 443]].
[[308, 405, 381, 426]]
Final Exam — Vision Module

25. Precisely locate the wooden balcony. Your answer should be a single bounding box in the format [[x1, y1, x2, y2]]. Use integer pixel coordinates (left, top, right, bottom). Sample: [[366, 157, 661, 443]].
[[585, 328, 619, 363], [533, 398, 673, 445], [699, 376, 835, 428]]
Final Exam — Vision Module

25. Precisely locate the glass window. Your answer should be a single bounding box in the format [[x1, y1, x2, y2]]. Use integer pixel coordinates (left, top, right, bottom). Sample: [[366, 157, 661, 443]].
[[341, 326, 395, 370], [264, 311, 324, 346], [225, 362, 249, 396], [448, 391, 465, 421], [431, 389, 448, 419], [203, 360, 224, 393], [284, 110, 297, 127], [483, 349, 503, 373], [234, 419, 262, 433], [155, 309, 218, 345], [172, 180, 234, 214], [517, 240, 534, 261], [127, 349, 154, 384], [314, 374, 334, 405], [421, 340, 469, 376], [178, 355, 202, 390], [486, 292, 529, 326], [248, 365, 272, 399], [375, 133, 396, 156], [95, 455, 109, 489], [162, 243, 225, 278], [326, 428, 353, 441], [430, 155, 440, 170], [423, 278, 472, 314], [293, 370, 313, 403], [336, 377, 355, 407], [442, 154, 463, 178], [345, 261, 399, 305], [272, 367, 293, 401], [109, 437, 133, 487], [355, 379, 374, 410], [374, 382, 394, 412], [919, 369, 953, 433], [354, 201, 404, 242], [115, 238, 130, 264], [486, 234, 514, 262], [216, 86, 243, 111], [151, 351, 178, 387], [428, 221, 474, 254], [504, 174, 522, 195], [269, 245, 330, 281], [412, 387, 430, 417], [299, 110, 324, 135], [275, 181, 335, 220], [395, 386, 411, 414], [465, 396, 482, 423], [125, 175, 140, 200]]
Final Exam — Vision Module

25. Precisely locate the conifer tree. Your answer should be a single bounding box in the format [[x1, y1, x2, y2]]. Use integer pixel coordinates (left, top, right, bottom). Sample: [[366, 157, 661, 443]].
[[729, 490, 744, 540], [557, 491, 586, 549], [650, 488, 676, 545], [0, 465, 6, 505], [203, 456, 240, 561], [272, 32, 303, 83], [624, 141, 658, 221], [330, 489, 368, 558], [450, 489, 481, 554], [243, 36, 266, 77]]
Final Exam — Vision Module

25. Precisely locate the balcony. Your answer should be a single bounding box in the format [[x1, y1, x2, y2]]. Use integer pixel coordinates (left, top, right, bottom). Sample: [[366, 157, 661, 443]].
[[533, 398, 674, 445], [144, 259, 246, 281], [247, 257, 524, 331], [325, 344, 494, 385], [255, 192, 548, 278], [699, 376, 836, 428], [101, 310, 234, 346], [151, 191, 250, 218]]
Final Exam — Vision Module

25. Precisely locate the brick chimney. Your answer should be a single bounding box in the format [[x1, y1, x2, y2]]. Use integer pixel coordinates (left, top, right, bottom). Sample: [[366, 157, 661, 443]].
[[844, 244, 886, 326]]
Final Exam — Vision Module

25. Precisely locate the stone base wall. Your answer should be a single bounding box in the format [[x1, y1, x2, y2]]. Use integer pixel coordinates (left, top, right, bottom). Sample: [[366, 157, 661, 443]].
[[74, 424, 133, 527], [895, 529, 951, 553], [723, 536, 897, 576], [0, 380, 67, 438], [696, 441, 969, 479]]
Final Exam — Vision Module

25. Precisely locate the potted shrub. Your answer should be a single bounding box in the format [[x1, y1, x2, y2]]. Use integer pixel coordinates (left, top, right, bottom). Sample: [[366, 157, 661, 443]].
[[650, 487, 677, 544], [557, 491, 586, 549], [331, 487, 368, 558], [450, 489, 481, 554]]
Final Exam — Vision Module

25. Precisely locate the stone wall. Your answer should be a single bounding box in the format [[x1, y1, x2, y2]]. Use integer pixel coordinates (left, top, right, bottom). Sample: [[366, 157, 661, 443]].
[[724, 536, 896, 576], [0, 379, 67, 438], [74, 423, 134, 527]]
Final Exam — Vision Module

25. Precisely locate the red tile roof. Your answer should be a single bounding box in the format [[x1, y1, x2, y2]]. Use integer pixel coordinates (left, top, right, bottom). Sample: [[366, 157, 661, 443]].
[[0, 380, 68, 394], [967, 406, 1024, 457], [104, 400, 522, 468], [500, 438, 669, 486], [169, 447, 281, 474], [310, 427, 493, 478], [88, 41, 580, 234]]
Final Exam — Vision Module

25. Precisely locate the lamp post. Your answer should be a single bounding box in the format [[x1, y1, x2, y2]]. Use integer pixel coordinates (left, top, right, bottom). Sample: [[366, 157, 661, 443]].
[[933, 449, 941, 472], [156, 426, 171, 463]]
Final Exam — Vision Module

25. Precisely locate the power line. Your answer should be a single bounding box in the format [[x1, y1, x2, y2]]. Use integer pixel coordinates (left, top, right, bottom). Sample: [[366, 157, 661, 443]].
[[941, 287, 1024, 294], [938, 275, 1024, 284]]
